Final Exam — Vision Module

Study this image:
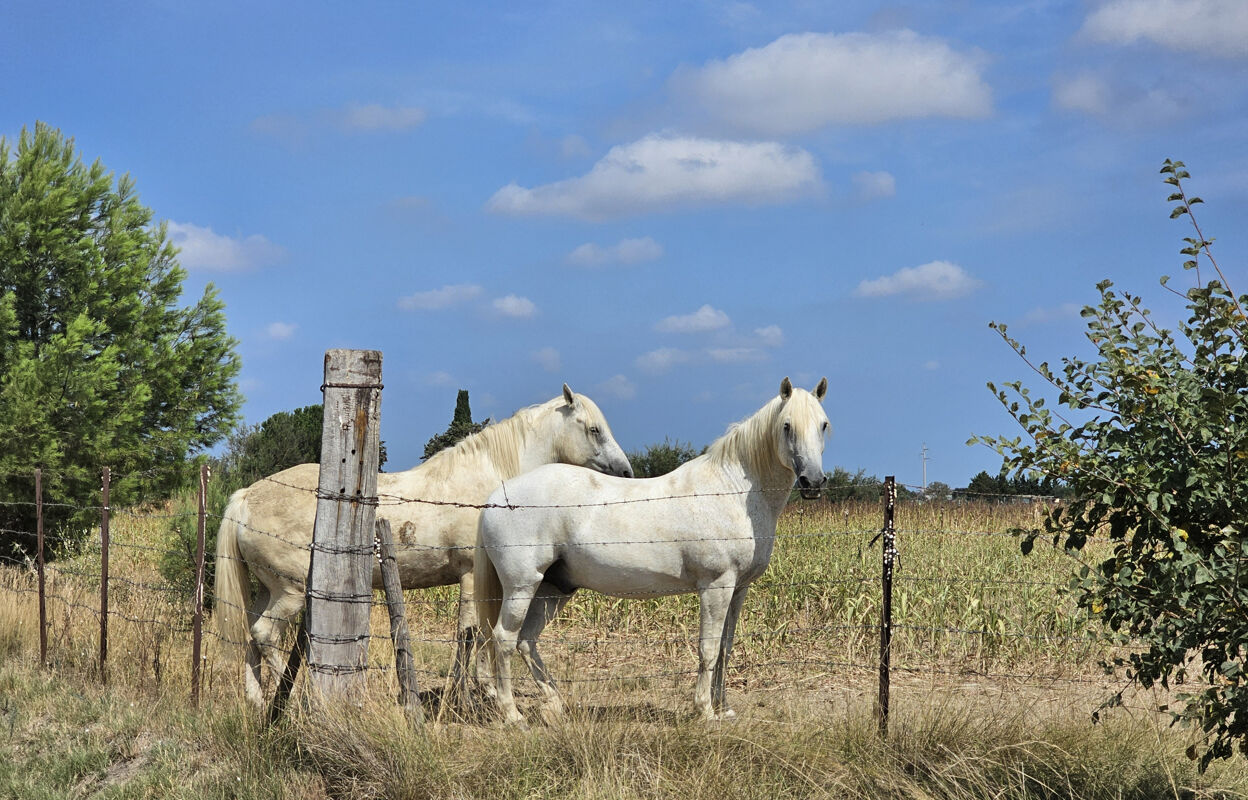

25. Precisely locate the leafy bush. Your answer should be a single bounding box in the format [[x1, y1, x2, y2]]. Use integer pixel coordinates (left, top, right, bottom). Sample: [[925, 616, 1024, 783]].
[[628, 438, 701, 478], [974, 161, 1248, 767]]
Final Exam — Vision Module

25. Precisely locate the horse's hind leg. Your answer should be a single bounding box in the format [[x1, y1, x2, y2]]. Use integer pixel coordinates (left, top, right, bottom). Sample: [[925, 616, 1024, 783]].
[[517, 582, 573, 724], [243, 584, 272, 708], [491, 578, 542, 728], [250, 580, 305, 704]]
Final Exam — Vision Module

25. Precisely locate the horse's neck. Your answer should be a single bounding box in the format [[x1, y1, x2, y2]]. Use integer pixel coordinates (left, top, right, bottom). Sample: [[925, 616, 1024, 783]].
[[708, 451, 793, 522]]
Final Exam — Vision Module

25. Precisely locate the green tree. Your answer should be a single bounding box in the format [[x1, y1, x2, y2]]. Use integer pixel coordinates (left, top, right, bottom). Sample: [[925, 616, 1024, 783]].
[[821, 467, 883, 502], [628, 438, 701, 478], [423, 390, 488, 460], [973, 161, 1248, 767], [0, 123, 241, 557]]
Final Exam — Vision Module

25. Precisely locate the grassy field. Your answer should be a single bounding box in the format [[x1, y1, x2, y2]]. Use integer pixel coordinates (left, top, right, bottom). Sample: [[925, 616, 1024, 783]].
[[1, 498, 1245, 799]]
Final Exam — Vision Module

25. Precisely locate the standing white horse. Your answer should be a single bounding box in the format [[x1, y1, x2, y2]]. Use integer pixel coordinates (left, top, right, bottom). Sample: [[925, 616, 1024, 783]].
[[214, 385, 632, 708], [476, 377, 828, 725]]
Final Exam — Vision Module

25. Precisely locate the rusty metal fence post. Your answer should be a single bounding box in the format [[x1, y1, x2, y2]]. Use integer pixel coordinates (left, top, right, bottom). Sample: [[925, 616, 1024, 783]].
[[100, 466, 111, 684], [191, 464, 209, 706], [876, 475, 897, 736], [36, 468, 47, 667]]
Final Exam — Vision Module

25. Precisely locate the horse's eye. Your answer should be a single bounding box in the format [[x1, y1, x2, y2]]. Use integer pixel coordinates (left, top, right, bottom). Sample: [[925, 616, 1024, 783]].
[[783, 422, 791, 434], [822, 421, 829, 431], [589, 426, 601, 437]]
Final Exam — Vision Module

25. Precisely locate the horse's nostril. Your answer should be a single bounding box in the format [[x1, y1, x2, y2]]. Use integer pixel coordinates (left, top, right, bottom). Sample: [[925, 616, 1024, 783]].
[[798, 476, 811, 488]]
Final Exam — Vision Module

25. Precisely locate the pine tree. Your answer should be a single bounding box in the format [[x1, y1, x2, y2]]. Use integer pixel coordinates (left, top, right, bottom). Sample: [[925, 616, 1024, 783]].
[[0, 123, 242, 556]]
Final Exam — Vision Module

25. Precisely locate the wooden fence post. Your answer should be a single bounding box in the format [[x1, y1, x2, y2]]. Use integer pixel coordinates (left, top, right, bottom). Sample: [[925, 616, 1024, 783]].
[[191, 463, 209, 706], [36, 468, 47, 668], [876, 475, 897, 737], [306, 349, 383, 701], [100, 466, 110, 684], [375, 519, 423, 722]]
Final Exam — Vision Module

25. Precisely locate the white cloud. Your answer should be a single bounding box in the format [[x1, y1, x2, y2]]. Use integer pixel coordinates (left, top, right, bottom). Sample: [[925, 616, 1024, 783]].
[[1020, 303, 1083, 325], [1052, 71, 1189, 123], [754, 325, 784, 348], [426, 371, 455, 387], [596, 374, 637, 401], [560, 134, 592, 159], [397, 283, 483, 311], [533, 346, 561, 372], [1081, 0, 1248, 59], [854, 260, 983, 300], [655, 304, 731, 334], [635, 347, 691, 374], [338, 103, 426, 132], [487, 134, 821, 220], [567, 236, 664, 267], [266, 322, 297, 340], [670, 30, 992, 136], [1053, 73, 1113, 115], [493, 294, 537, 318], [166, 221, 285, 272], [851, 171, 897, 202], [708, 347, 765, 363], [923, 360, 940, 371]]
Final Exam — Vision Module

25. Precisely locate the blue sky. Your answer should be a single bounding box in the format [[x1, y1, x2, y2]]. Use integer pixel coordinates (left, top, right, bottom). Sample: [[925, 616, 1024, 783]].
[[4, 1, 1247, 488]]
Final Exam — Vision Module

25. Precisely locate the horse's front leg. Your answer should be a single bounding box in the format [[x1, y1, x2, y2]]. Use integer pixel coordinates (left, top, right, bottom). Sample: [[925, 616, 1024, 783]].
[[694, 582, 735, 721], [446, 569, 480, 700], [712, 585, 750, 717]]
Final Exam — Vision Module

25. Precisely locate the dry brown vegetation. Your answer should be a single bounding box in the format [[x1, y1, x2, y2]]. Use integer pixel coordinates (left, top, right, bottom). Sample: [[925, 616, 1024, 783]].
[[1, 499, 1245, 798]]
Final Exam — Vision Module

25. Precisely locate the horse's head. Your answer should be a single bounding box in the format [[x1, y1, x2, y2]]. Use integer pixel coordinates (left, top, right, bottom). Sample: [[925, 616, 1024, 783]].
[[774, 376, 830, 499], [546, 383, 634, 478]]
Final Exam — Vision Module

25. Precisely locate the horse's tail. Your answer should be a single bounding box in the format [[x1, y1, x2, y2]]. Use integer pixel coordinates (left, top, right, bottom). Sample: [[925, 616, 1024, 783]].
[[473, 511, 503, 661], [213, 488, 253, 650]]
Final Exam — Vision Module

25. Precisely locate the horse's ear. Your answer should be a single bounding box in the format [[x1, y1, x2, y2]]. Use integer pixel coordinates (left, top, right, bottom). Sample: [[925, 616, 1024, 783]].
[[779, 377, 793, 400], [813, 377, 828, 402], [562, 383, 577, 407]]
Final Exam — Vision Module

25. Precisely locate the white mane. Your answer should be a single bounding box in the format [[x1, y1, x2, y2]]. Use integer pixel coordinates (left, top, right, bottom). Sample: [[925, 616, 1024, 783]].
[[706, 390, 824, 479]]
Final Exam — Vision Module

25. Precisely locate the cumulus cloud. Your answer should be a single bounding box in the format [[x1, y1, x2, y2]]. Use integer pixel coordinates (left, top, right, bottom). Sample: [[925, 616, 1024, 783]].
[[754, 325, 784, 348], [166, 221, 285, 272], [1053, 71, 1189, 123], [338, 103, 426, 132], [1020, 302, 1083, 325], [250, 103, 426, 145], [854, 260, 983, 300], [851, 171, 897, 202], [596, 374, 637, 401], [1053, 73, 1114, 115], [655, 304, 731, 334], [636, 347, 692, 374], [493, 294, 537, 318], [266, 322, 297, 340], [567, 236, 664, 267], [487, 134, 821, 220], [1081, 0, 1248, 59], [397, 283, 483, 311], [533, 346, 561, 372], [560, 134, 592, 159], [708, 347, 765, 364], [670, 30, 992, 136]]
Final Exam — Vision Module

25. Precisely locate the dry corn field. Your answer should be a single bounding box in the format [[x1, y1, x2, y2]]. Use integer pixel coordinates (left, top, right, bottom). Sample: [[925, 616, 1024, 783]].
[[6, 497, 1247, 800], [0, 498, 1129, 720]]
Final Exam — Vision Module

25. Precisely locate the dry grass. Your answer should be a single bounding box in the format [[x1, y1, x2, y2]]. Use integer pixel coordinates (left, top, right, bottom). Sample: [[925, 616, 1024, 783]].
[[1, 498, 1244, 798]]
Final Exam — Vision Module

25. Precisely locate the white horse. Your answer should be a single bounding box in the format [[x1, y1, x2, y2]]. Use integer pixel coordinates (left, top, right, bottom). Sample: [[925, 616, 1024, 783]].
[[476, 377, 828, 725], [214, 385, 632, 708]]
